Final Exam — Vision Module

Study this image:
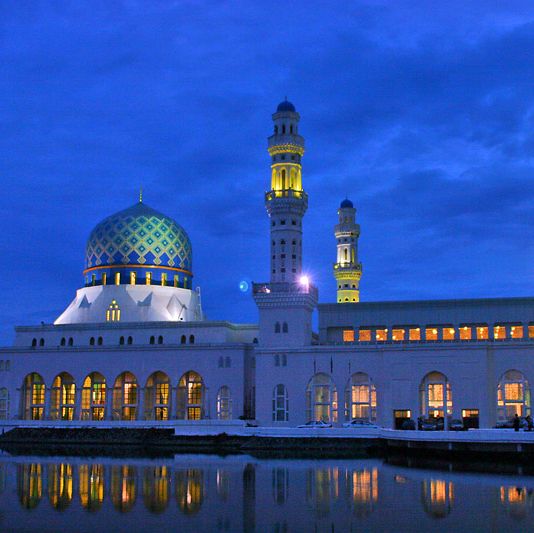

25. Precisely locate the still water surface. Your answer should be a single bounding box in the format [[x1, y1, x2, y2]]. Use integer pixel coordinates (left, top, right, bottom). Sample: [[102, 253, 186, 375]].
[[1, 454, 533, 532]]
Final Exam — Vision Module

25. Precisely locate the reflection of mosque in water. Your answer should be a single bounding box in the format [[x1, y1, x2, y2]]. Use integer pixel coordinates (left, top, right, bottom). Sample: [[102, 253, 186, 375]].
[[3, 458, 534, 530]]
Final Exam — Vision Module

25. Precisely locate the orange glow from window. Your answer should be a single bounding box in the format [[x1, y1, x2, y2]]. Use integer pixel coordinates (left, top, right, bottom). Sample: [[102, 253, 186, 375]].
[[359, 329, 371, 342], [442, 328, 455, 341], [343, 330, 355, 343], [392, 329, 405, 341], [477, 326, 488, 340], [425, 328, 438, 341], [510, 326, 523, 339], [459, 326, 472, 340], [375, 329, 387, 342], [409, 328, 421, 341]]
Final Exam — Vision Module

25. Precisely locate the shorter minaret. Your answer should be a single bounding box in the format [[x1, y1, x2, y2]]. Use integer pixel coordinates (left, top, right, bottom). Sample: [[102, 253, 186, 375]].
[[333, 198, 362, 303]]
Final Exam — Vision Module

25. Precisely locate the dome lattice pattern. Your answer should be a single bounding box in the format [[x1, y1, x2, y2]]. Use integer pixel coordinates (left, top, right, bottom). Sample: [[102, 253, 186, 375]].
[[85, 202, 192, 273]]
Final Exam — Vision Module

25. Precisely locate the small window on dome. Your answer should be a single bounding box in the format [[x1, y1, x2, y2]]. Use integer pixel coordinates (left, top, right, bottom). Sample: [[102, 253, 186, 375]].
[[130, 272, 136, 285], [115, 272, 120, 285], [106, 300, 121, 322], [146, 272, 152, 285], [161, 273, 167, 286], [102, 273, 107, 285]]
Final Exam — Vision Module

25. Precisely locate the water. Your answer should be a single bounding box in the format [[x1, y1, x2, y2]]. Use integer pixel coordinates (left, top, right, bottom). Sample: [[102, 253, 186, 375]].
[[1, 454, 533, 532]]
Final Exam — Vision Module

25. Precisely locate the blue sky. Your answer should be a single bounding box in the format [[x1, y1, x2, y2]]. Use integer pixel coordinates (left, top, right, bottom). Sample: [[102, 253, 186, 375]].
[[0, 1, 533, 343]]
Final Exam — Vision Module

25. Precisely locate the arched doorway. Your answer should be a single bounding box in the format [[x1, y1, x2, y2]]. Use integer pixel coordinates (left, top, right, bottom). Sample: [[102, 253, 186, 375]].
[[50, 372, 76, 420], [81, 372, 106, 420], [177, 371, 204, 420], [344, 373, 376, 422], [305, 373, 338, 423], [22, 373, 45, 420], [112, 371, 138, 420], [497, 370, 531, 422], [144, 371, 170, 420], [216, 386, 232, 420], [420, 372, 452, 427]]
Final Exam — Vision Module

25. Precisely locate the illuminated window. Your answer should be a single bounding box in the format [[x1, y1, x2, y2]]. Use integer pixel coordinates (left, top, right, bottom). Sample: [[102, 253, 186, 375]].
[[145, 371, 170, 420], [476, 326, 488, 340], [216, 386, 232, 420], [112, 372, 138, 420], [392, 329, 405, 341], [146, 272, 152, 285], [409, 328, 421, 341], [106, 300, 121, 322], [102, 273, 107, 285], [174, 275, 179, 288], [493, 325, 506, 340], [420, 371, 452, 420], [306, 373, 337, 423], [510, 326, 523, 339], [343, 330, 355, 343], [359, 329, 371, 342], [22, 373, 45, 420], [115, 272, 120, 285], [529, 325, 534, 338], [442, 328, 455, 341], [161, 273, 167, 286], [425, 328, 438, 341], [50, 372, 75, 421], [81, 372, 106, 421], [272, 384, 289, 422], [177, 371, 204, 420], [375, 329, 387, 342], [459, 326, 472, 340], [497, 370, 531, 422], [344, 372, 376, 421], [130, 272, 136, 285]]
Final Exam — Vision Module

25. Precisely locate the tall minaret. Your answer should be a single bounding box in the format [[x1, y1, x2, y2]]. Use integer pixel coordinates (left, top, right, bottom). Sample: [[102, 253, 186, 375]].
[[266, 99, 306, 283], [253, 101, 317, 347], [333, 198, 362, 303]]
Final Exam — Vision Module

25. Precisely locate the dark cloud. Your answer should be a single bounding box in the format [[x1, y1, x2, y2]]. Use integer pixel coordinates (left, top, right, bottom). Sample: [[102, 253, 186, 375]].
[[0, 1, 533, 343]]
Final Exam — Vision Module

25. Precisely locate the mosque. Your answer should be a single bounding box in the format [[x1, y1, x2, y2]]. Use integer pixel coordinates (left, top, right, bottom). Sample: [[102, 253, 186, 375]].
[[0, 101, 532, 430]]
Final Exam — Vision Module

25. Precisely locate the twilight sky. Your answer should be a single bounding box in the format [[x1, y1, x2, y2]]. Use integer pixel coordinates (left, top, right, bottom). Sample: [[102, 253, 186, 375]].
[[0, 1, 533, 343]]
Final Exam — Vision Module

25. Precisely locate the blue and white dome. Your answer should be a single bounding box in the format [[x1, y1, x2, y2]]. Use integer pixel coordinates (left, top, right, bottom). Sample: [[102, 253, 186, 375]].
[[84, 201, 193, 288]]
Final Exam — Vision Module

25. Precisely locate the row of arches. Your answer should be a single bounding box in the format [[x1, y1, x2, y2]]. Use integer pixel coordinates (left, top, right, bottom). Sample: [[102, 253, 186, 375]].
[[21, 371, 233, 422], [271, 370, 530, 424], [33, 334, 197, 349]]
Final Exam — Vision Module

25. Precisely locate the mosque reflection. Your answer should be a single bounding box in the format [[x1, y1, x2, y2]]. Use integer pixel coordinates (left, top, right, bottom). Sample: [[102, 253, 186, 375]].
[[11, 459, 534, 528]]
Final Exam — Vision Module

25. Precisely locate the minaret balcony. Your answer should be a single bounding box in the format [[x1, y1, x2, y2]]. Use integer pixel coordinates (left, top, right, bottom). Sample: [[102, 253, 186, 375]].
[[252, 281, 318, 299], [265, 189, 308, 201], [334, 262, 362, 272]]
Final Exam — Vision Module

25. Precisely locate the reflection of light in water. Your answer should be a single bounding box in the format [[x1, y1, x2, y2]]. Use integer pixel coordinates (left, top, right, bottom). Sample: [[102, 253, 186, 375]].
[[216, 469, 230, 501], [500, 486, 533, 520], [306, 467, 340, 515], [48, 463, 73, 511], [143, 466, 169, 514], [175, 469, 203, 515], [394, 475, 407, 484], [111, 465, 136, 513], [18, 463, 42, 509], [422, 479, 454, 518], [79, 464, 104, 512]]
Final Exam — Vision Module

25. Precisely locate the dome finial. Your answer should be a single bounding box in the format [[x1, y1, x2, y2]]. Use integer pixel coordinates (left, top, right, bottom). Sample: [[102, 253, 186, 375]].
[[139, 186, 143, 203]]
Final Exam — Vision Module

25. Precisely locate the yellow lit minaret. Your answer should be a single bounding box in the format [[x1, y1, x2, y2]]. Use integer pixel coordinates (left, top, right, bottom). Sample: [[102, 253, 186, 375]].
[[333, 199, 362, 303]]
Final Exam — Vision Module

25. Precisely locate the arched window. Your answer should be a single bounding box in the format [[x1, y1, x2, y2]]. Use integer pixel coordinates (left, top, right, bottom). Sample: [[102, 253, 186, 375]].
[[189, 335, 195, 344], [81, 372, 106, 420], [22, 373, 45, 420], [181, 335, 186, 344], [0, 387, 9, 420], [150, 336, 155, 345], [282, 124, 286, 134], [274, 354, 280, 366], [290, 124, 293, 134], [127, 336, 133, 345], [39, 338, 45, 347], [273, 384, 289, 422], [216, 386, 232, 420], [144, 371, 170, 420], [68, 337, 73, 347], [50, 372, 75, 421], [344, 248, 348, 262], [344, 373, 376, 422], [31, 338, 37, 347], [106, 300, 121, 322], [112, 372, 138, 420], [218, 356, 224, 368], [282, 322, 288, 333], [305, 373, 338, 423], [177, 371, 204, 420], [90, 337, 95, 346], [274, 125, 278, 134], [158, 335, 163, 345], [420, 371, 452, 424], [97, 336, 103, 346], [60, 337, 66, 347], [253, 338, 258, 344], [119, 336, 125, 345], [497, 370, 531, 422], [275, 322, 281, 333]]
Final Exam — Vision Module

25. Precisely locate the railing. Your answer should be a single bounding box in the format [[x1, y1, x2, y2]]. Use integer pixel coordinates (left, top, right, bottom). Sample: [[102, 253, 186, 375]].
[[253, 281, 318, 299], [265, 189, 308, 202]]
